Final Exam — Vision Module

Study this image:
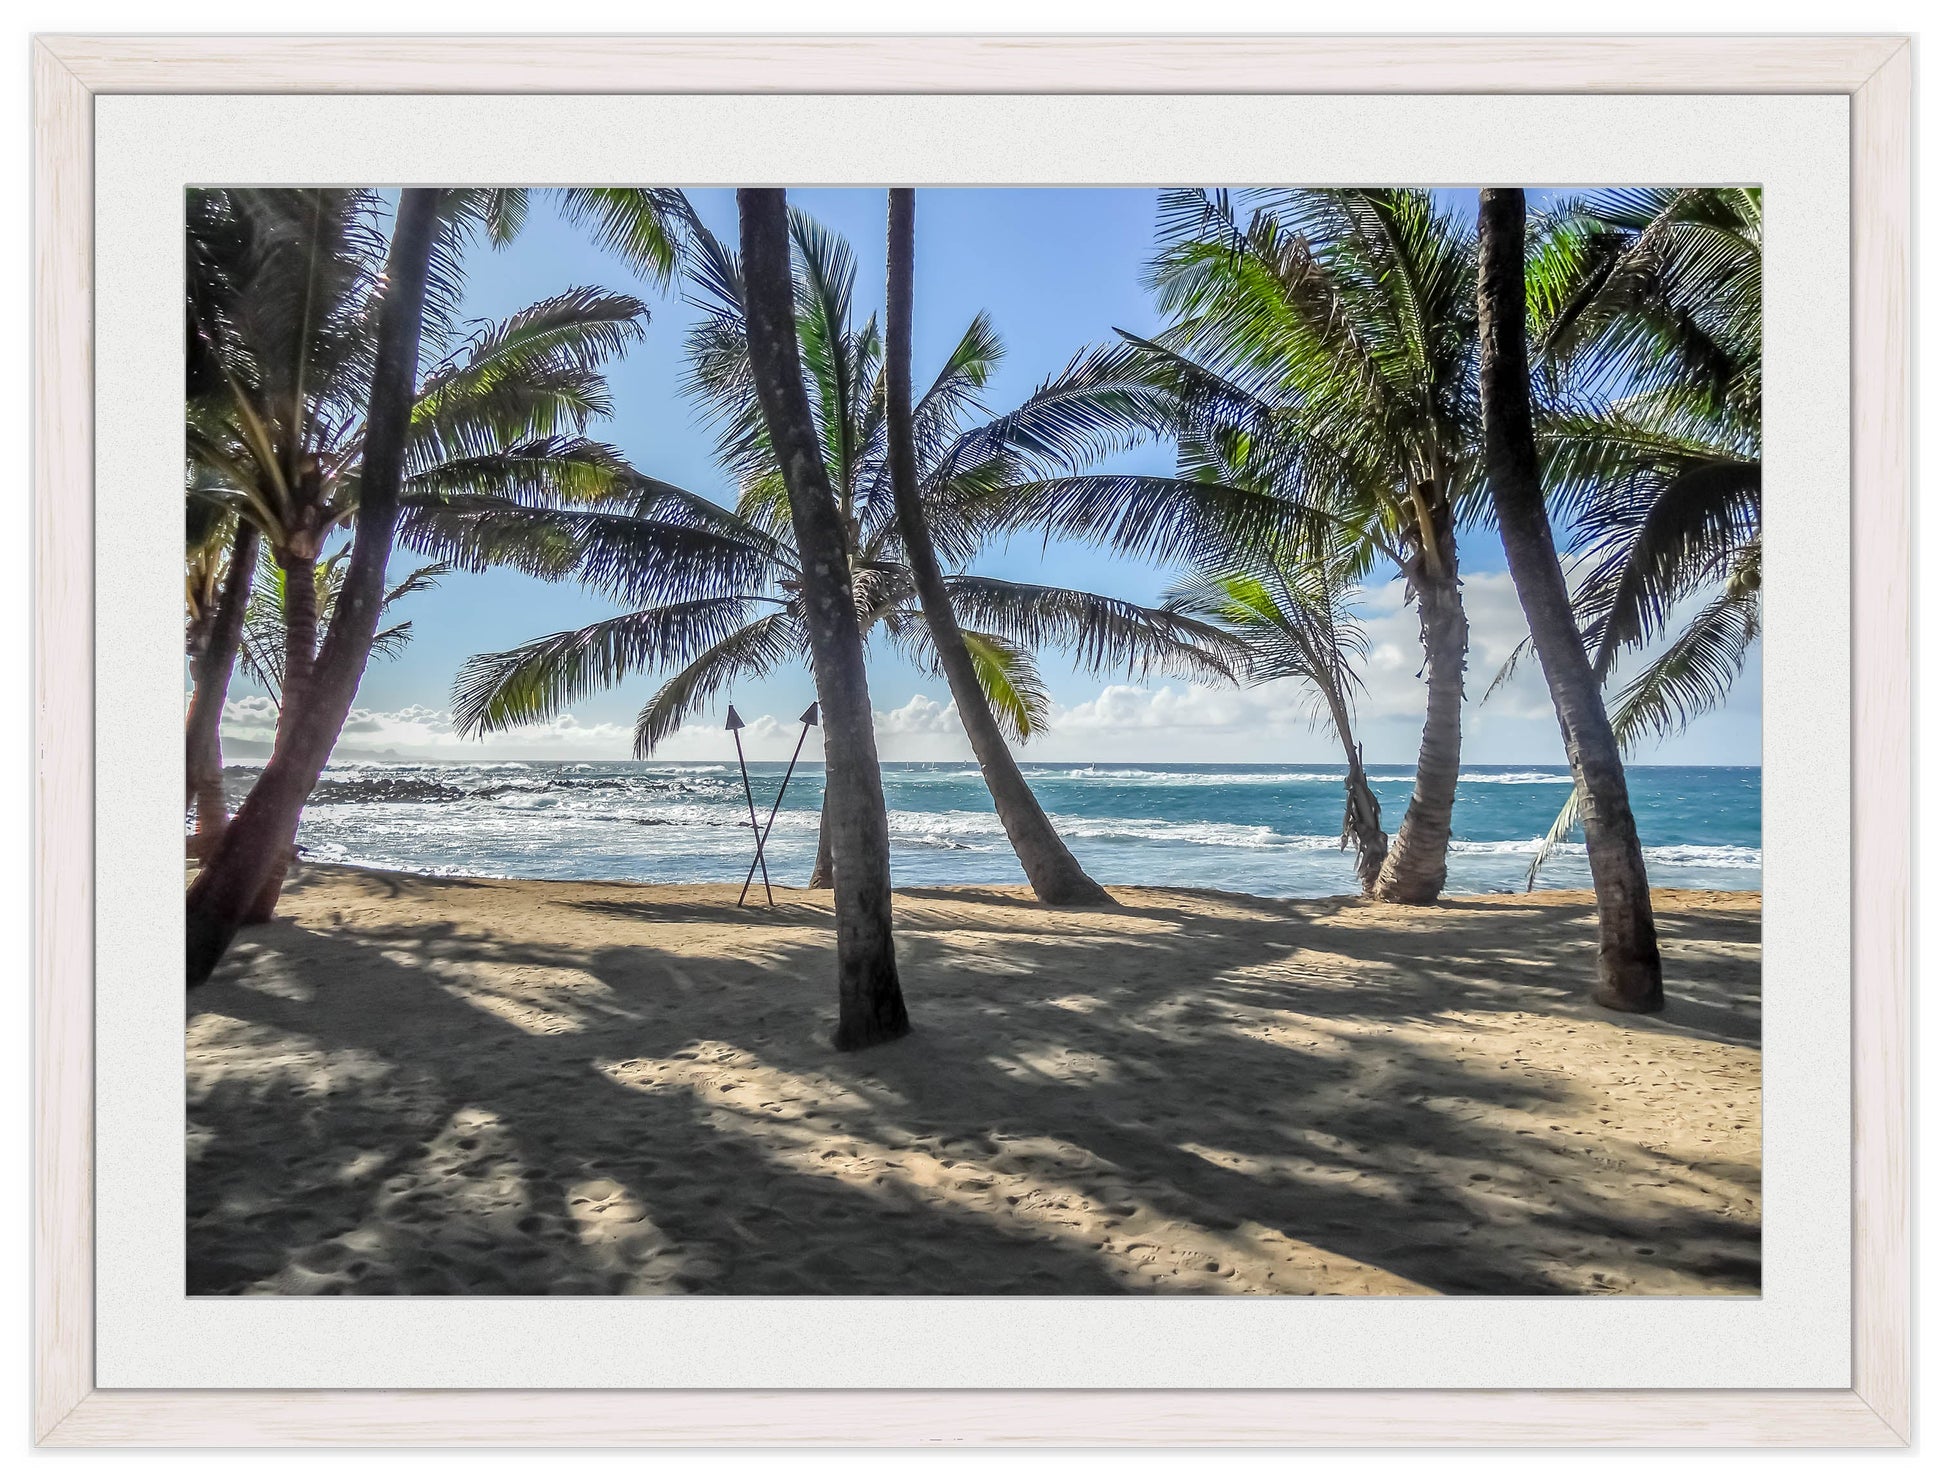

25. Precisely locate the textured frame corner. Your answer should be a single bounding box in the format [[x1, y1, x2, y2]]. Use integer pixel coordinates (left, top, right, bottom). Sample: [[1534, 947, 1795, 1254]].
[[32, 33, 1911, 1448]]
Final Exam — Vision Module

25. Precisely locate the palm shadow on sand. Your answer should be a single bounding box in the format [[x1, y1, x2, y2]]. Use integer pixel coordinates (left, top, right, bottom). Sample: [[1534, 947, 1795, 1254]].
[[187, 866, 1760, 1298]]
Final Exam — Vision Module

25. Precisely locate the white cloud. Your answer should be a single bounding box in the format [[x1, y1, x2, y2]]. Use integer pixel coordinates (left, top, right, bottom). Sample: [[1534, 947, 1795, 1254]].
[[1349, 570, 1557, 724], [214, 567, 1756, 767], [220, 694, 636, 761], [875, 693, 962, 736]]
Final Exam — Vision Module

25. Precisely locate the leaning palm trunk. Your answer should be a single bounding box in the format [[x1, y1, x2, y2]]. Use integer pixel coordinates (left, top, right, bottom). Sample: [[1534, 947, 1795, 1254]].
[[186, 189, 443, 988], [739, 188, 909, 1050], [1477, 187, 1662, 1013], [1372, 511, 1467, 904], [883, 192, 1111, 908], [185, 522, 261, 853], [242, 545, 321, 921], [1321, 688, 1387, 893]]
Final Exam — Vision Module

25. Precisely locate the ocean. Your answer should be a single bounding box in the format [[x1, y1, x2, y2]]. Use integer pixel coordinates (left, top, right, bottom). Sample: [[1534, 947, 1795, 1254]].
[[226, 759, 1762, 898]]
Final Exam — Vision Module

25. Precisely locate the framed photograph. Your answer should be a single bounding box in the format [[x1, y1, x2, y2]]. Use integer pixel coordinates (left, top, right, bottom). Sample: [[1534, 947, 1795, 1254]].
[[33, 33, 1910, 1446]]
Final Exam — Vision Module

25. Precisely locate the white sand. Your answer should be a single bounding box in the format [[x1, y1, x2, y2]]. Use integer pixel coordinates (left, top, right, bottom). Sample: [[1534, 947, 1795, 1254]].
[[187, 866, 1760, 1296]]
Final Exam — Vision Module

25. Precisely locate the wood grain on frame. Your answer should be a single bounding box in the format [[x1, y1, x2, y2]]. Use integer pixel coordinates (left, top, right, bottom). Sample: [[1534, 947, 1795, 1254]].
[[38, 33, 1910, 94], [1847, 39, 1912, 1446], [31, 32, 1912, 1448], [32, 37, 96, 1449]]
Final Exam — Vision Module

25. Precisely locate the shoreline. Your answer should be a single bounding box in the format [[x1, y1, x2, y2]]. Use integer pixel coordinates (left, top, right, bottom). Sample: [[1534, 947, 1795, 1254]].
[[189, 865, 1761, 1297]]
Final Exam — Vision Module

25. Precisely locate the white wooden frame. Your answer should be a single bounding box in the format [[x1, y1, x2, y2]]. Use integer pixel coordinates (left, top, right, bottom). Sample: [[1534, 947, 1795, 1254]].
[[31, 33, 1911, 1447]]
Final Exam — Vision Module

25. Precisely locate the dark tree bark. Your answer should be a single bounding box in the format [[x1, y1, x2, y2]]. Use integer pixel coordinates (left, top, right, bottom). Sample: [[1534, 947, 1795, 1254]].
[[883, 190, 1111, 908], [1477, 186, 1663, 1013], [186, 188, 443, 987], [1320, 687, 1387, 894], [738, 188, 909, 1050], [185, 521, 260, 853], [1372, 508, 1467, 904], [273, 548, 319, 752]]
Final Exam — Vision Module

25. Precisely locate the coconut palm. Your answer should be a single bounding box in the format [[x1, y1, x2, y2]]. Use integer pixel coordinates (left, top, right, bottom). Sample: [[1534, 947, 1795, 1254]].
[[1164, 538, 1387, 892], [1497, 187, 1762, 884], [1044, 188, 1482, 903], [1530, 187, 1762, 717], [883, 190, 1111, 905], [185, 188, 690, 984], [187, 188, 445, 985], [1477, 187, 1661, 1013], [183, 187, 684, 746], [448, 208, 1236, 889], [183, 188, 659, 911], [741, 187, 907, 1049]]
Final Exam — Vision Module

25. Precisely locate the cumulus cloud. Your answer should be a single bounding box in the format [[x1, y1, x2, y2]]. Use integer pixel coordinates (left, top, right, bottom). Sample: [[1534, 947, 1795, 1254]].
[[875, 694, 962, 736], [214, 565, 1754, 767], [219, 695, 636, 761]]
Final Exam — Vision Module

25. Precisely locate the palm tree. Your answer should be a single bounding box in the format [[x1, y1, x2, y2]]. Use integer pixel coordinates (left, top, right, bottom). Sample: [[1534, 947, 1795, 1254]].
[[187, 188, 445, 986], [449, 207, 1235, 890], [1531, 187, 1762, 721], [184, 508, 259, 851], [1477, 187, 1661, 1013], [1040, 189, 1483, 904], [1165, 540, 1387, 893], [885, 191, 1113, 905], [1496, 188, 1762, 883], [183, 187, 660, 922], [740, 187, 908, 1050]]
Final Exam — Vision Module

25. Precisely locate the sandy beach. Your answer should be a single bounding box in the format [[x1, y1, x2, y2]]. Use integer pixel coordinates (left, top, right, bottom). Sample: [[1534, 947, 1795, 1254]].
[[187, 865, 1760, 1297]]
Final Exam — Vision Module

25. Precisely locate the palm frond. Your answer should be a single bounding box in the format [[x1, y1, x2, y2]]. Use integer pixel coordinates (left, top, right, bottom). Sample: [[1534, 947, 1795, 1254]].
[[942, 575, 1242, 681], [451, 596, 772, 738], [555, 188, 692, 285], [631, 610, 804, 755], [1607, 586, 1762, 752], [957, 630, 1051, 742]]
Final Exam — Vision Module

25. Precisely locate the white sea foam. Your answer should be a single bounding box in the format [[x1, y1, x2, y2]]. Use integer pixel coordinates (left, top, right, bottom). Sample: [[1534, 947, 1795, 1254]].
[[1024, 767, 1351, 786]]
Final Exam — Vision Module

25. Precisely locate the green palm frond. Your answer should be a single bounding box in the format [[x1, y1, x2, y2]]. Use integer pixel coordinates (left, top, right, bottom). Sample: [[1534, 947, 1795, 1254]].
[[943, 575, 1241, 681], [994, 473, 1334, 569], [1528, 187, 1760, 419], [1561, 453, 1760, 679], [554, 188, 692, 284], [398, 494, 772, 606], [1607, 585, 1761, 753], [632, 610, 804, 755], [1524, 785, 1589, 892], [452, 596, 773, 738], [1163, 533, 1370, 740], [957, 630, 1051, 742], [400, 436, 649, 508], [238, 548, 443, 697]]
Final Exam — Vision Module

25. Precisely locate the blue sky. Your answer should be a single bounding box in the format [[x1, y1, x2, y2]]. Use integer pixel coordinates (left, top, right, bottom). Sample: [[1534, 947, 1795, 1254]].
[[219, 187, 1760, 767]]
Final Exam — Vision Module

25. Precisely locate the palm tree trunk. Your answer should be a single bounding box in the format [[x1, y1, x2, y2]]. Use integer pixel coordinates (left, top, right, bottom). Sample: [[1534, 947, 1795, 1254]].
[[238, 544, 319, 922], [185, 522, 260, 855], [1371, 510, 1467, 904], [808, 791, 834, 889], [1322, 689, 1387, 894], [186, 188, 443, 987], [1477, 187, 1662, 1013], [272, 549, 318, 753], [883, 191, 1110, 908], [739, 188, 908, 1050]]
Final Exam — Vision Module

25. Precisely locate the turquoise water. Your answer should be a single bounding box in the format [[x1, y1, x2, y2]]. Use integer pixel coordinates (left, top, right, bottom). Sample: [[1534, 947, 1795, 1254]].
[[239, 759, 1761, 898]]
